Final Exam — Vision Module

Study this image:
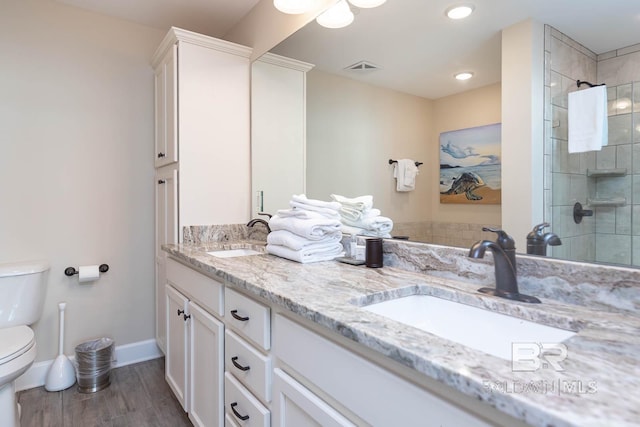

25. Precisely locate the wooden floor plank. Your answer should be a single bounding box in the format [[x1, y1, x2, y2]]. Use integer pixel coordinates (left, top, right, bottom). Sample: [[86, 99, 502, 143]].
[[17, 357, 191, 427]]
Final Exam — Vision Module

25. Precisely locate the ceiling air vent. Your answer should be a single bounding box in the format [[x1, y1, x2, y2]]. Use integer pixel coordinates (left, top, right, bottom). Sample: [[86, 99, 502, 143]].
[[344, 61, 380, 72]]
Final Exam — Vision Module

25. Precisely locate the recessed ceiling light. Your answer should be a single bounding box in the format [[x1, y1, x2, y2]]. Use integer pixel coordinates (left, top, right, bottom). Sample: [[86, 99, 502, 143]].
[[446, 4, 475, 20], [455, 72, 474, 80]]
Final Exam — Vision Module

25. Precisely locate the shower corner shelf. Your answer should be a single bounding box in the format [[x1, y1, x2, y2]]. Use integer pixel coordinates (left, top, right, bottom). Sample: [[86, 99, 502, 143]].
[[586, 168, 627, 177], [587, 197, 627, 207]]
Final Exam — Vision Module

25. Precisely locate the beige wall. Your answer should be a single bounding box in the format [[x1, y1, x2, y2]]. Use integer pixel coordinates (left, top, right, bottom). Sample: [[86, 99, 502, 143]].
[[501, 19, 546, 250], [432, 83, 502, 225], [0, 0, 163, 361], [306, 70, 502, 228], [306, 70, 433, 222]]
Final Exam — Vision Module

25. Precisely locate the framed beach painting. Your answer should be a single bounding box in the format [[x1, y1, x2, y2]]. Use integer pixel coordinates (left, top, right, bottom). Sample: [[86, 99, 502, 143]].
[[439, 123, 501, 204]]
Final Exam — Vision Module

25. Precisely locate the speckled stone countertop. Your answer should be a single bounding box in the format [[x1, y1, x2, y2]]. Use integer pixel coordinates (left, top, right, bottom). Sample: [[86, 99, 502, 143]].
[[164, 241, 640, 427]]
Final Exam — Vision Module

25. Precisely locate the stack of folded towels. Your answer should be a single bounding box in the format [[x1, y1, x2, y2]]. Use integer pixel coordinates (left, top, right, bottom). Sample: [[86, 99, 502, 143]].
[[266, 194, 344, 263], [330, 194, 393, 238]]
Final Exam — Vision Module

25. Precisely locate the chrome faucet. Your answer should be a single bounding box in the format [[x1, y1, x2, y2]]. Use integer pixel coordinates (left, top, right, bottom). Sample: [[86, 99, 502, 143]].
[[526, 223, 561, 256], [468, 227, 540, 303]]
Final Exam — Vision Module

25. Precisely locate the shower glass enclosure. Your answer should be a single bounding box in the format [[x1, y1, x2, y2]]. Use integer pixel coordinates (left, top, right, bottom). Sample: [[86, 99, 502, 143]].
[[544, 26, 640, 266]]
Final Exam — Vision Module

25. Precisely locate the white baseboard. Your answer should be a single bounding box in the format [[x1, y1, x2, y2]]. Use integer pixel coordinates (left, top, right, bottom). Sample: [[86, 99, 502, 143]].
[[16, 339, 164, 392]]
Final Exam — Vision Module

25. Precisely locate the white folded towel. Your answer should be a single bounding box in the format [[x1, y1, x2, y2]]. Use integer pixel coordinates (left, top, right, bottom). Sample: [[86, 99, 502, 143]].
[[266, 242, 344, 264], [338, 207, 381, 222], [341, 224, 391, 238], [276, 208, 340, 220], [330, 194, 373, 211], [291, 194, 341, 211], [269, 215, 341, 241], [343, 216, 393, 233], [267, 229, 341, 251], [393, 159, 419, 191], [288, 202, 341, 219], [568, 86, 608, 153]]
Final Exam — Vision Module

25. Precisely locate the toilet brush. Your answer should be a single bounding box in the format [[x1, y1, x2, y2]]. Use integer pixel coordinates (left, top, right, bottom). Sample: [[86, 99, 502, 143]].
[[44, 302, 76, 391]]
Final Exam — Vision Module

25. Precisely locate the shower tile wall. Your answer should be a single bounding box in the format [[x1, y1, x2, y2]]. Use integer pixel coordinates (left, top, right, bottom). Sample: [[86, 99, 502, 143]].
[[544, 26, 597, 262], [597, 45, 640, 265], [545, 25, 640, 266]]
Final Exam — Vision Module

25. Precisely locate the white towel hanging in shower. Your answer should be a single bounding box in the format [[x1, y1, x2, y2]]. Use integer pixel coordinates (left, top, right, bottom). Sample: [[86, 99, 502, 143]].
[[568, 85, 608, 153]]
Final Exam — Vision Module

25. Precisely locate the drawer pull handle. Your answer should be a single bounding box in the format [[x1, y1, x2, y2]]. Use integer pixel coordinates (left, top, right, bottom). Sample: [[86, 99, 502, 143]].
[[177, 309, 184, 316], [231, 356, 250, 371], [158, 179, 166, 184], [230, 402, 250, 421], [157, 152, 166, 158], [183, 314, 191, 321], [230, 310, 249, 322]]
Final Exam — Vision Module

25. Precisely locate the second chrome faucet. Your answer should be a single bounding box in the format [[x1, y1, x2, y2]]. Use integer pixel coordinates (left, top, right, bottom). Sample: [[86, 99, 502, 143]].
[[468, 227, 541, 303]]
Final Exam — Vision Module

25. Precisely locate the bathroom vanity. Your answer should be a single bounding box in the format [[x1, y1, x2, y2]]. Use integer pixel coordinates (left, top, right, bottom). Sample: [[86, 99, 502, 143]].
[[162, 240, 640, 427]]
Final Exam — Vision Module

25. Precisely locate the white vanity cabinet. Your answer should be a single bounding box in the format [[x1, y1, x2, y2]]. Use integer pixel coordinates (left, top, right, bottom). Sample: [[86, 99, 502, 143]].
[[153, 26, 252, 354], [166, 258, 225, 427], [224, 288, 272, 426], [251, 53, 313, 216], [273, 315, 493, 427]]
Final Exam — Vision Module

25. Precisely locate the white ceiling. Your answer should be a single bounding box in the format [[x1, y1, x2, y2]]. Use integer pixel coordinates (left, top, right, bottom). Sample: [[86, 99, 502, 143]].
[[54, 0, 640, 99], [54, 0, 261, 38]]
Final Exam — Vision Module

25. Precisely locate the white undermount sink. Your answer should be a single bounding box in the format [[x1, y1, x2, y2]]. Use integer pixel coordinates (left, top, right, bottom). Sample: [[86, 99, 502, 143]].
[[362, 295, 575, 360], [207, 248, 263, 258]]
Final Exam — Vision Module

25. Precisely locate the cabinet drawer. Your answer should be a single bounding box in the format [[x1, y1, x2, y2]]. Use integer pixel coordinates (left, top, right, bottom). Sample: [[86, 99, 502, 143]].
[[167, 258, 223, 316], [225, 288, 270, 350], [225, 330, 271, 403], [224, 372, 270, 427], [225, 413, 241, 427], [274, 315, 491, 427]]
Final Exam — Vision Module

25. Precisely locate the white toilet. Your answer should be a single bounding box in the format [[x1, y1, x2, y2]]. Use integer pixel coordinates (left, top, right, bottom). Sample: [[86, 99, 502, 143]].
[[0, 260, 49, 427]]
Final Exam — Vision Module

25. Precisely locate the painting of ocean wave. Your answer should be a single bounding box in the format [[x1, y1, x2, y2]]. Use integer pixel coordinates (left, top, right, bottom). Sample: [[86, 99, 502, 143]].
[[439, 123, 501, 204]]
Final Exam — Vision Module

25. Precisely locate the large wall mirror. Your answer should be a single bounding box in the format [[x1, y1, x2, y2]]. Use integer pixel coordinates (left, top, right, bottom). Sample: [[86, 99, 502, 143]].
[[252, 0, 640, 267]]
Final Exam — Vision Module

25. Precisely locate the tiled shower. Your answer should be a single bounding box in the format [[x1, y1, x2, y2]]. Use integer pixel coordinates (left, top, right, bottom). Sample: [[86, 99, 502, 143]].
[[544, 25, 640, 266]]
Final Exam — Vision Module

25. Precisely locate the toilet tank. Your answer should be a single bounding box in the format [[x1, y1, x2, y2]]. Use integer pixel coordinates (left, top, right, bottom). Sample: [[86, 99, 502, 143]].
[[0, 260, 50, 327]]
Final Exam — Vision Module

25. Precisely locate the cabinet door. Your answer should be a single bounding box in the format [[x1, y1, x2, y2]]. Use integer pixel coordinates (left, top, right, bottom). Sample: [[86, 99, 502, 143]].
[[189, 301, 224, 427], [154, 44, 178, 167], [166, 285, 189, 411], [156, 168, 178, 352], [273, 369, 355, 427]]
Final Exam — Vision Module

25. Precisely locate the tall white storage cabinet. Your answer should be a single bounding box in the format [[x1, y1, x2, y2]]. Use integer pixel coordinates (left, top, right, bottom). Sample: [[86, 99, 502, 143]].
[[153, 27, 252, 354], [251, 53, 314, 216]]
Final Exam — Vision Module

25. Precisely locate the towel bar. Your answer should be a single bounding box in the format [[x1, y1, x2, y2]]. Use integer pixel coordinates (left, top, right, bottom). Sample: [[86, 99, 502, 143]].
[[389, 159, 423, 167], [577, 80, 605, 88]]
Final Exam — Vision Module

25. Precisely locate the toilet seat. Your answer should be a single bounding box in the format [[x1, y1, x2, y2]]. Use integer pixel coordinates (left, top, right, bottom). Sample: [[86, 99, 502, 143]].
[[0, 326, 35, 365]]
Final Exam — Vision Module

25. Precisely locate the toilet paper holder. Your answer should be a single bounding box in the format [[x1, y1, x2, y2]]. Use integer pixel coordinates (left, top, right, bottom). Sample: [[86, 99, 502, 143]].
[[64, 264, 109, 276]]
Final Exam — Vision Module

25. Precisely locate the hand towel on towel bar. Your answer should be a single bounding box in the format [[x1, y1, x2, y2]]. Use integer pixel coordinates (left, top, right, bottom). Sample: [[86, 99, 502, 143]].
[[568, 85, 608, 153], [393, 159, 419, 191]]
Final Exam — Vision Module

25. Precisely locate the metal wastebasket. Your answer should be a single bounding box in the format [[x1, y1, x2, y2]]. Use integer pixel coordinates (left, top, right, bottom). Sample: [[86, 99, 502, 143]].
[[75, 338, 114, 393]]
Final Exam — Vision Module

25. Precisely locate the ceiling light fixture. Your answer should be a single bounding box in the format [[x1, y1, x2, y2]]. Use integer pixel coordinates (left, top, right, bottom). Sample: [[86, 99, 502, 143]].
[[455, 72, 474, 80], [273, 0, 317, 15], [316, 0, 354, 29], [445, 4, 475, 20], [348, 0, 387, 8]]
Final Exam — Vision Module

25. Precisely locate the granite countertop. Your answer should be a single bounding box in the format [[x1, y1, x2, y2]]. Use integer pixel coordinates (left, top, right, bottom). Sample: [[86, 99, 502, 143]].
[[163, 241, 640, 427]]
